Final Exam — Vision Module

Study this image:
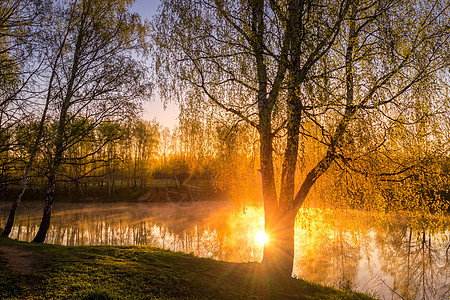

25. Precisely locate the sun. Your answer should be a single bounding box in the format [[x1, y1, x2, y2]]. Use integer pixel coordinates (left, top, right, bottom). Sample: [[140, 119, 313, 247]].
[[255, 230, 269, 246]]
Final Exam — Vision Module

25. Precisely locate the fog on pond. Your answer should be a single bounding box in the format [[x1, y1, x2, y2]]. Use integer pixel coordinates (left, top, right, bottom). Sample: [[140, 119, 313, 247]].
[[1, 200, 449, 300]]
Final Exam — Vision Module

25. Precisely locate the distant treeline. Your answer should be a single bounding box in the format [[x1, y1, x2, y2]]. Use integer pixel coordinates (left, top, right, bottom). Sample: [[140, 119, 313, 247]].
[[0, 113, 448, 213], [0, 115, 252, 202]]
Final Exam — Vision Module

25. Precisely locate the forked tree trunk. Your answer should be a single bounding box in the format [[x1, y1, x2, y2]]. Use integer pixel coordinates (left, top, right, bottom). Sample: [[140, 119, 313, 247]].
[[260, 0, 303, 278], [261, 0, 356, 278], [261, 163, 334, 277]]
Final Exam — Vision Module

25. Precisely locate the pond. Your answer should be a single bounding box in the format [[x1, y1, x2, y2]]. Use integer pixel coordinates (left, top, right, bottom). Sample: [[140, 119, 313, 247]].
[[1, 200, 449, 299]]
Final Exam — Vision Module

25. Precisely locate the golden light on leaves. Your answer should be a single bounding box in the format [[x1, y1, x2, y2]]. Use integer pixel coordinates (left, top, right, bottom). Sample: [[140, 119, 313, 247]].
[[255, 230, 268, 246]]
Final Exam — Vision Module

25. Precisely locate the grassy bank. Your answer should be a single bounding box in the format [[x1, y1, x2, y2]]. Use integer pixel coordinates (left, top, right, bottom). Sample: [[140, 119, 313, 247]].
[[0, 235, 374, 299]]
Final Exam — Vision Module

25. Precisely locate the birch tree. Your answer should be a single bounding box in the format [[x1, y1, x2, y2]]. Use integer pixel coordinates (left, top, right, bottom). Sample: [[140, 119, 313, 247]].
[[30, 0, 151, 243]]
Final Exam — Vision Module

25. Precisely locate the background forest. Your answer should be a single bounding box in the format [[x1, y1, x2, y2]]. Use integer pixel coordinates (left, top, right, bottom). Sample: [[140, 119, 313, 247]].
[[1, 105, 449, 214]]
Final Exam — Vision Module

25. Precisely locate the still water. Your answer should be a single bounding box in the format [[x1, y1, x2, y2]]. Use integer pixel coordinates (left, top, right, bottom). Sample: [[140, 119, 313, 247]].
[[1, 200, 449, 299]]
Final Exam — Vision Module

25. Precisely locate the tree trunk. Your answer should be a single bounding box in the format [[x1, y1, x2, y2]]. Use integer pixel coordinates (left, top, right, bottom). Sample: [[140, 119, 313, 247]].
[[112, 168, 115, 193], [32, 173, 57, 243], [2, 180, 28, 237], [262, 208, 297, 277], [107, 166, 111, 197]]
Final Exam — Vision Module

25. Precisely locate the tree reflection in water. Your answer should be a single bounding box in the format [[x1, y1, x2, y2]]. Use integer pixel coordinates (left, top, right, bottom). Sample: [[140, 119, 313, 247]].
[[1, 201, 448, 299]]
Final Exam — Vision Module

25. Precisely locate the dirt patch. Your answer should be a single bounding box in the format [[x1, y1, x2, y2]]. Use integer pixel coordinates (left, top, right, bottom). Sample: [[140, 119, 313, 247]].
[[0, 246, 43, 275]]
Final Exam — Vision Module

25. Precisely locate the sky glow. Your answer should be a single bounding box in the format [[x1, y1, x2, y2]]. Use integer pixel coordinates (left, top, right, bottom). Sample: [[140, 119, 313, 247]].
[[255, 230, 269, 246], [131, 0, 180, 129]]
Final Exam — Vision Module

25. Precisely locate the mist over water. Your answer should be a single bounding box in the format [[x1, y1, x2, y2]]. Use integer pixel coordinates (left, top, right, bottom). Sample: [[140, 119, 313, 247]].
[[1, 200, 449, 299]]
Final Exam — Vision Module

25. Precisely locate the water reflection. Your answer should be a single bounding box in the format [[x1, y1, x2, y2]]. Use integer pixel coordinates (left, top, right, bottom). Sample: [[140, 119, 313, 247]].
[[1, 201, 449, 299], [293, 209, 450, 299]]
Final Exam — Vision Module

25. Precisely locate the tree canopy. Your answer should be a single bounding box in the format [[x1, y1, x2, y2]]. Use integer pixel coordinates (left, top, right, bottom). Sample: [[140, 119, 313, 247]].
[[153, 0, 450, 276]]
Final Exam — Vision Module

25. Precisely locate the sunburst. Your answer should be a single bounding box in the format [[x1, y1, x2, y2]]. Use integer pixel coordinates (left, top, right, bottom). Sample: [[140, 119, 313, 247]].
[[255, 230, 269, 246]]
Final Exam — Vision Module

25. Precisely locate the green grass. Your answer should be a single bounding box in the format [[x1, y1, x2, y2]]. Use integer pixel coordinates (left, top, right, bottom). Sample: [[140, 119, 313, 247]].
[[0, 234, 374, 299]]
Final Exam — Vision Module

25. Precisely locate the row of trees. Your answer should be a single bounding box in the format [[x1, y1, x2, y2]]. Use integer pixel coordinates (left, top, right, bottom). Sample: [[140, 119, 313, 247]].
[[0, 118, 160, 197], [0, 110, 259, 204]]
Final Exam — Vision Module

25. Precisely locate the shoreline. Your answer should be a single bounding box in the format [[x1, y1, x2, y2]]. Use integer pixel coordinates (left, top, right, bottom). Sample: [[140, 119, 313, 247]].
[[0, 234, 374, 299]]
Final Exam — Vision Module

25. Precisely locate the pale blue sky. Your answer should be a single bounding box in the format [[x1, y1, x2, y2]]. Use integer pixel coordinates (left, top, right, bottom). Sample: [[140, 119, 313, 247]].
[[131, 0, 159, 18], [131, 0, 180, 129]]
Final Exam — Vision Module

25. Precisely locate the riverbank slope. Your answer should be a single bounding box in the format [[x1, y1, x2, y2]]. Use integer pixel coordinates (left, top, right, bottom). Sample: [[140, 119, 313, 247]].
[[0, 235, 373, 299]]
